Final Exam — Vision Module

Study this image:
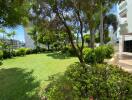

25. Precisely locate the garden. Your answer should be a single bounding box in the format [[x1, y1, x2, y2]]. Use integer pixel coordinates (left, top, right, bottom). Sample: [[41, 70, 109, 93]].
[[0, 0, 132, 100]]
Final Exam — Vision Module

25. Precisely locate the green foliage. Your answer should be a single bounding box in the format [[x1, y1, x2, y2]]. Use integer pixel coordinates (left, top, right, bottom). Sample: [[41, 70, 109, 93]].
[[25, 48, 32, 55], [52, 42, 62, 51], [104, 14, 118, 32], [2, 50, 12, 59], [104, 45, 114, 59], [62, 46, 76, 56], [16, 48, 26, 56], [45, 63, 132, 99], [83, 47, 96, 64], [39, 48, 47, 53], [0, 50, 3, 60], [0, 0, 30, 27], [84, 45, 114, 64], [0, 50, 3, 65], [83, 34, 90, 46]]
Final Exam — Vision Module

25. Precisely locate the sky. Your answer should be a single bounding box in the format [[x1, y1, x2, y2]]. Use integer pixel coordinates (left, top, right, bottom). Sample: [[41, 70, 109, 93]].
[[1, 5, 118, 43], [0, 26, 25, 42]]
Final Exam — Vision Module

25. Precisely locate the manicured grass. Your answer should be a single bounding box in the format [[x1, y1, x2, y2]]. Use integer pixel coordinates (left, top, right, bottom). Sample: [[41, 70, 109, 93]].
[[0, 52, 77, 99]]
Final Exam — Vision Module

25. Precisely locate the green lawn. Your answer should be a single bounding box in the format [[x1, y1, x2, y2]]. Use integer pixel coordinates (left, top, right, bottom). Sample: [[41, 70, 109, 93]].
[[0, 52, 77, 99]]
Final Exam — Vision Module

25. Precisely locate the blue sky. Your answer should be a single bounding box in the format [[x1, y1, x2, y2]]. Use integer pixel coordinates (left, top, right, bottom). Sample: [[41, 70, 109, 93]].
[[0, 26, 25, 42]]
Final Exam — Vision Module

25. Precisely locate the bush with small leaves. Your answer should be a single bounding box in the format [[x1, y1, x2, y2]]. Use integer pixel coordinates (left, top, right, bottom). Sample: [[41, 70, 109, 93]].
[[0, 50, 3, 65], [0, 50, 3, 60], [62, 46, 76, 56], [84, 45, 114, 64], [83, 47, 96, 64], [39, 48, 47, 53], [25, 48, 32, 54], [16, 48, 26, 56], [2, 50, 12, 59], [45, 63, 132, 99]]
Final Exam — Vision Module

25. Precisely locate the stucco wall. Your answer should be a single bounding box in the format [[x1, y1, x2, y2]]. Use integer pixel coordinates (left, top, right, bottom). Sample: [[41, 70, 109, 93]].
[[127, 0, 132, 33]]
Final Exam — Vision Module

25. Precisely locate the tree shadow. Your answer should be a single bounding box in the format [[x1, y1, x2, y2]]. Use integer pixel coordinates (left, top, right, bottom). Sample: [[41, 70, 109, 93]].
[[0, 68, 40, 100], [46, 52, 71, 59]]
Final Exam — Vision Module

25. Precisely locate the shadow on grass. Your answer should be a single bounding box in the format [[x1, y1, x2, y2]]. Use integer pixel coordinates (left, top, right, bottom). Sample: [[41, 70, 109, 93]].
[[46, 52, 71, 59], [0, 68, 40, 100]]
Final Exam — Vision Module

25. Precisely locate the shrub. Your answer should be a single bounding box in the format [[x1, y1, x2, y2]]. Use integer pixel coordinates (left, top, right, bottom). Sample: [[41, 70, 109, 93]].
[[0, 50, 3, 60], [31, 49, 38, 54], [0, 50, 3, 65], [94, 46, 106, 63], [11, 50, 16, 57], [45, 63, 132, 99], [61, 46, 69, 54], [25, 48, 32, 54], [16, 48, 26, 56], [39, 48, 47, 53], [104, 45, 114, 59], [84, 45, 114, 64], [52, 42, 61, 51], [62, 46, 76, 56], [83, 48, 96, 64], [83, 47, 92, 54], [2, 50, 12, 59]]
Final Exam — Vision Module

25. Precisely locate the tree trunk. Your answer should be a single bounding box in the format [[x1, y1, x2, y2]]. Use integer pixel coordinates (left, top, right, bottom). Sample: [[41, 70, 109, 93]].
[[100, 3, 104, 45], [90, 29, 95, 49]]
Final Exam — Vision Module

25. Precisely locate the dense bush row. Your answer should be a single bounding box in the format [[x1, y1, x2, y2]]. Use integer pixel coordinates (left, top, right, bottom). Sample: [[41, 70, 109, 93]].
[[45, 63, 132, 99], [0, 47, 48, 60], [84, 45, 114, 64]]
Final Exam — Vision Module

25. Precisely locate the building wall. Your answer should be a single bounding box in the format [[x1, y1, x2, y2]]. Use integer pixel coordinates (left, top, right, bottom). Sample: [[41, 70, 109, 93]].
[[127, 0, 132, 33], [24, 27, 35, 49], [118, 0, 132, 54]]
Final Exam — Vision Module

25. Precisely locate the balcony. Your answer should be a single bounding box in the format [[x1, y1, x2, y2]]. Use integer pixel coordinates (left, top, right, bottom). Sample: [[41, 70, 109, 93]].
[[119, 0, 127, 17]]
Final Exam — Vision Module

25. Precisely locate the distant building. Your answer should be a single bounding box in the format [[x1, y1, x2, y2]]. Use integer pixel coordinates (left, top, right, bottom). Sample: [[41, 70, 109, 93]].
[[118, 0, 132, 54], [0, 38, 25, 49]]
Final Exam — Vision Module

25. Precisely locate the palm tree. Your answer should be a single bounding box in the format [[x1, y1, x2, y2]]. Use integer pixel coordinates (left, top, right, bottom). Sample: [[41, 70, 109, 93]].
[[99, 0, 121, 45]]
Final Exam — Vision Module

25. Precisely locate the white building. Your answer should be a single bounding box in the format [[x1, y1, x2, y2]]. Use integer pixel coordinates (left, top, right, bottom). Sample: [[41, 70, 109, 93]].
[[24, 26, 35, 49], [119, 0, 132, 55]]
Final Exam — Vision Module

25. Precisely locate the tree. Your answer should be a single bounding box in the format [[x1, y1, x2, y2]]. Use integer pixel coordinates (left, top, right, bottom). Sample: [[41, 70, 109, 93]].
[[30, 0, 120, 63], [0, 0, 30, 27], [98, 0, 121, 45], [31, 0, 90, 63], [96, 14, 118, 44], [38, 31, 56, 50]]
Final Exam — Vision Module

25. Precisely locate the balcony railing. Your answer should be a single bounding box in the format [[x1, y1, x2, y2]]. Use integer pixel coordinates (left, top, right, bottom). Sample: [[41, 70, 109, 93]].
[[119, 0, 127, 10], [119, 0, 127, 17]]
